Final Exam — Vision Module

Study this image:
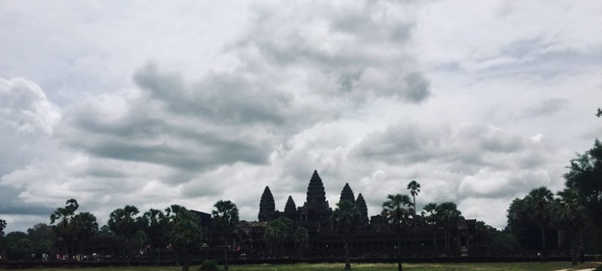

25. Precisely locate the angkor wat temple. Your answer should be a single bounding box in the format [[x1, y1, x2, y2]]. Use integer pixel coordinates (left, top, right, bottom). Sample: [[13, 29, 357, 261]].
[[232, 170, 480, 259]]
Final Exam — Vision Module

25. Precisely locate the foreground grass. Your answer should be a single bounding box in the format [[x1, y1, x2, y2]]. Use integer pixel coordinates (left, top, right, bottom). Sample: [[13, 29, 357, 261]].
[[13, 262, 602, 271]]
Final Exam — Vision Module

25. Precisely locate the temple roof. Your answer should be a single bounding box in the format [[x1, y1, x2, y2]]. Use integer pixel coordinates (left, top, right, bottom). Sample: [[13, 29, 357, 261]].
[[284, 195, 296, 213], [258, 186, 275, 221], [356, 193, 369, 225], [339, 183, 355, 204], [306, 170, 326, 205]]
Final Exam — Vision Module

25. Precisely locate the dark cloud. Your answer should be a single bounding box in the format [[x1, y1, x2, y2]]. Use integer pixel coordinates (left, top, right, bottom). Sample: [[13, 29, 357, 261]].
[[352, 122, 556, 175], [352, 123, 441, 164], [0, 185, 54, 216]]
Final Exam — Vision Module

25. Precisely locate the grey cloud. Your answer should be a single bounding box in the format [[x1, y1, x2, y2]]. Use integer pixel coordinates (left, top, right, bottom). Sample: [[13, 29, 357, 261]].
[[352, 123, 443, 164], [353, 122, 555, 174], [521, 98, 569, 118], [0, 185, 54, 216], [59, 62, 338, 181]]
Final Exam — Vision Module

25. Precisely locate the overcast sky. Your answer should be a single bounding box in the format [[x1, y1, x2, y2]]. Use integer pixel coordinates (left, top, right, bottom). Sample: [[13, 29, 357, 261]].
[[1, 0, 601, 232]]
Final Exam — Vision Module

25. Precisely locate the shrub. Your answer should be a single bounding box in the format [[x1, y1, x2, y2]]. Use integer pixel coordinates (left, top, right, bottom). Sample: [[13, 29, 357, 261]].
[[199, 259, 218, 271]]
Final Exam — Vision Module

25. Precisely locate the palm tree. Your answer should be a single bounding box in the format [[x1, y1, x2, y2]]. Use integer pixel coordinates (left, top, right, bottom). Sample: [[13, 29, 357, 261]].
[[381, 194, 412, 271], [526, 187, 554, 262], [72, 212, 98, 254], [265, 217, 292, 258], [108, 205, 141, 262], [435, 202, 463, 256], [293, 227, 309, 257], [407, 180, 421, 250], [141, 209, 169, 264], [332, 200, 360, 270], [164, 204, 186, 265], [169, 208, 203, 271], [49, 199, 79, 254], [422, 203, 439, 255], [212, 200, 239, 271], [555, 188, 585, 266]]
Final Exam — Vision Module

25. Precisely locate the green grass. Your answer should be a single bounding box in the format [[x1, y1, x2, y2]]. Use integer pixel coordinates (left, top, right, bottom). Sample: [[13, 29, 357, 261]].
[[12, 262, 602, 271]]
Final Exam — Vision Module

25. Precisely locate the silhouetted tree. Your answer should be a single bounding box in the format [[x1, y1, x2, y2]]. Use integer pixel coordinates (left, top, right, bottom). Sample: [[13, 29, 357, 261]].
[[553, 188, 586, 266], [422, 203, 439, 254], [564, 139, 602, 254], [108, 205, 142, 262], [212, 200, 239, 271], [169, 208, 203, 271], [27, 224, 55, 258], [0, 219, 6, 236], [141, 208, 169, 264], [596, 108, 601, 117], [382, 194, 412, 271], [265, 217, 292, 257], [72, 212, 98, 254], [526, 187, 554, 262], [293, 226, 309, 257], [436, 202, 463, 255], [49, 199, 79, 254], [332, 200, 360, 270], [407, 180, 421, 249]]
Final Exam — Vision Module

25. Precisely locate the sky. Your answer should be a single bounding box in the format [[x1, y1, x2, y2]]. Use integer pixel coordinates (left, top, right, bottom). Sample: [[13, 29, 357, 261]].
[[1, 0, 601, 232]]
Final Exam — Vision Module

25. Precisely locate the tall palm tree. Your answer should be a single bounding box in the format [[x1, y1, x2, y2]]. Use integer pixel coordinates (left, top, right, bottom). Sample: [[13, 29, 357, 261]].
[[381, 194, 412, 271], [212, 200, 239, 271], [49, 199, 79, 254], [527, 187, 554, 262], [407, 180, 421, 250], [332, 200, 360, 270]]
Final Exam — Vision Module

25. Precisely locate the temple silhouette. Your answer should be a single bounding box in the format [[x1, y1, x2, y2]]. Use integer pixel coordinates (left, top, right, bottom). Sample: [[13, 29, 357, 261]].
[[233, 170, 480, 259]]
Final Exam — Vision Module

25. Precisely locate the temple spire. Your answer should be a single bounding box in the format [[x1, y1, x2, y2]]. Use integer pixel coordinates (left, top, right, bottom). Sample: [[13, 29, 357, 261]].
[[284, 195, 296, 213], [306, 170, 326, 205], [258, 186, 275, 222], [356, 193, 369, 225], [339, 183, 355, 204]]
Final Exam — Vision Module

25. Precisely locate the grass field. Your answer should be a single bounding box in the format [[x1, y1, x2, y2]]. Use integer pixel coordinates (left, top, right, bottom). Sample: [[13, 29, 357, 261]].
[[10, 262, 602, 271]]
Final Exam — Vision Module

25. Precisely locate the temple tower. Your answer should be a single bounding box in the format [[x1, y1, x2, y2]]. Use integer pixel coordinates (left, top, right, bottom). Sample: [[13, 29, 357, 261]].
[[356, 193, 369, 225], [284, 195, 296, 213], [306, 170, 328, 209], [301, 170, 331, 223], [258, 186, 275, 222], [339, 183, 355, 204]]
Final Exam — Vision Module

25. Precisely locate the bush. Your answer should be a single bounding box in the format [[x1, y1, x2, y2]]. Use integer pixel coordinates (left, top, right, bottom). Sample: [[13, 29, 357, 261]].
[[199, 259, 218, 271]]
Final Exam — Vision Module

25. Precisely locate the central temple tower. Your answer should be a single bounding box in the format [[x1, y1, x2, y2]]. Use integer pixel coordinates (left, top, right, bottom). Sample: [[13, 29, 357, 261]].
[[300, 170, 331, 223]]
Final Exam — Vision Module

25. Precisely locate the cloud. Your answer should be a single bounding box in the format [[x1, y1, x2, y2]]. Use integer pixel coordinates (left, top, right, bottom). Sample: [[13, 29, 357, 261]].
[[232, 0, 431, 103], [0, 78, 60, 135], [520, 98, 569, 118], [352, 123, 555, 172], [1, 0, 602, 232]]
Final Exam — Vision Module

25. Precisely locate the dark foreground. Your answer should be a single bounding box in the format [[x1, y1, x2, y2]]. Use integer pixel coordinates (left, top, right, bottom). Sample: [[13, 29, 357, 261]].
[[2, 262, 601, 271]]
